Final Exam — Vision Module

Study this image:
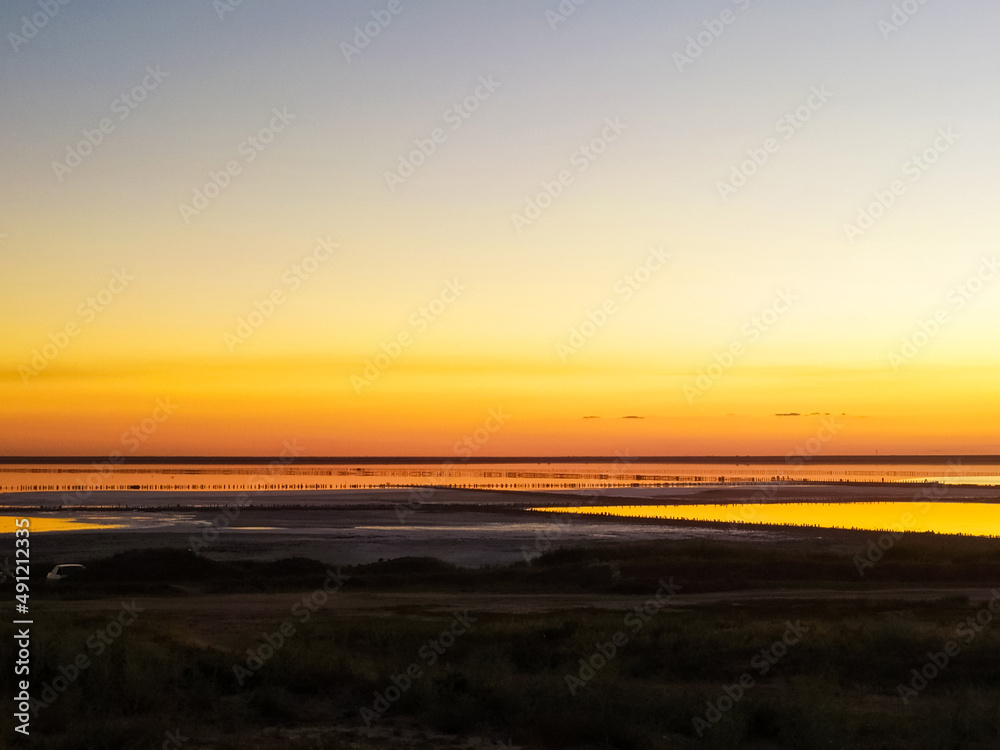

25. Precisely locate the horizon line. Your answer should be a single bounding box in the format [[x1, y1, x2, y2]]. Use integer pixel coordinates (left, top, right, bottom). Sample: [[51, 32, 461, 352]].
[[0, 455, 996, 465]]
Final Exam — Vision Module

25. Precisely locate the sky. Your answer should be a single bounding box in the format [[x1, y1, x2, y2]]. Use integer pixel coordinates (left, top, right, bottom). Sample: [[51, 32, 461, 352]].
[[1, 0, 999, 456]]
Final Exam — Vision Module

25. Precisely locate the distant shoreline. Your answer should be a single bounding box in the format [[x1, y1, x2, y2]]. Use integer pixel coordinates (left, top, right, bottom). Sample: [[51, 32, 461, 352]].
[[2, 481, 999, 510]]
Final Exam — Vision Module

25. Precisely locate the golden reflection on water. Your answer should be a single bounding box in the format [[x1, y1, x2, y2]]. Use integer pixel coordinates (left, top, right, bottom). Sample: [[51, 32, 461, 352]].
[[0, 516, 126, 534], [531, 503, 1000, 537]]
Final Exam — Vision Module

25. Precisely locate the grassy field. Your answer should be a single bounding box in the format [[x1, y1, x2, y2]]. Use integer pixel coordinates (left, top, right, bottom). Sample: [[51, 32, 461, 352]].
[[6, 534, 1000, 749]]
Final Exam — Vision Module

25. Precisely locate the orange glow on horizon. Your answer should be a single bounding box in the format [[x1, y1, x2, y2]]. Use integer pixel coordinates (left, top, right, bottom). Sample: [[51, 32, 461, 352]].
[[2, 351, 999, 456]]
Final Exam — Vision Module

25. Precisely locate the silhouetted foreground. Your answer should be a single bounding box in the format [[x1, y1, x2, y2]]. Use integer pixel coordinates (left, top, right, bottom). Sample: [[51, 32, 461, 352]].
[[5, 535, 1000, 749]]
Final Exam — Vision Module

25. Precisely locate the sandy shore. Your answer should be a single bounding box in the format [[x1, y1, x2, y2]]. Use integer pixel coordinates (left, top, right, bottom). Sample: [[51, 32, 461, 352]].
[[11, 507, 787, 567], [4, 482, 998, 568]]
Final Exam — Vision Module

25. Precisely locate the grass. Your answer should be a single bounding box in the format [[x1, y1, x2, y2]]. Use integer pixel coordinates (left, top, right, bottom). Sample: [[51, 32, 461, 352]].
[[10, 601, 1000, 749], [7, 534, 1000, 748], [27, 531, 1000, 598]]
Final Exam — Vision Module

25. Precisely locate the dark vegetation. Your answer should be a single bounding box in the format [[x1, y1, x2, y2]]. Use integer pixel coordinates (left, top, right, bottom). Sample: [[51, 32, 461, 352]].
[[26, 532, 1000, 598], [6, 535, 1000, 749]]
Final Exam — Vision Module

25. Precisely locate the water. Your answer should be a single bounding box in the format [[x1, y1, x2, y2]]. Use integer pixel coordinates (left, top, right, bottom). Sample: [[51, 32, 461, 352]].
[[2, 459, 998, 495], [535, 502, 1000, 537], [0, 515, 129, 533]]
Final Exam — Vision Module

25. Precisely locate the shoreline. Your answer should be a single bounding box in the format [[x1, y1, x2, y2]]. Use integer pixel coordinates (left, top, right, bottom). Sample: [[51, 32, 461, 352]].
[[2, 479, 999, 509], [4, 481, 1000, 567]]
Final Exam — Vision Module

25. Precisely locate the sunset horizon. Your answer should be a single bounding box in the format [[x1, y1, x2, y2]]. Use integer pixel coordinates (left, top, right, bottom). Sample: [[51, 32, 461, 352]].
[[4, 3, 1000, 747], [4, 2, 998, 458]]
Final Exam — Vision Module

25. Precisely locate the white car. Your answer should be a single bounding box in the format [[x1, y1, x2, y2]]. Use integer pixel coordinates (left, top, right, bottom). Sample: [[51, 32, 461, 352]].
[[46, 564, 86, 583]]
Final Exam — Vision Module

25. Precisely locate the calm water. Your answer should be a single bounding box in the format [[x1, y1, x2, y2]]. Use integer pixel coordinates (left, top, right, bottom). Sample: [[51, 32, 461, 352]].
[[1, 461, 998, 495], [536, 502, 1000, 537]]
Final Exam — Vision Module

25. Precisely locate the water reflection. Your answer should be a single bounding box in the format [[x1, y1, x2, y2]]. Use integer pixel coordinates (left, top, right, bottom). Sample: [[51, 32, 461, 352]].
[[3, 461, 999, 494], [0, 516, 127, 533], [532, 502, 1000, 537]]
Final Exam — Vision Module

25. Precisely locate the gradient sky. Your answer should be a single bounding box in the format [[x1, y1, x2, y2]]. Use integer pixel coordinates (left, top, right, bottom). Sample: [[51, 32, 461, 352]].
[[2, 0, 999, 456]]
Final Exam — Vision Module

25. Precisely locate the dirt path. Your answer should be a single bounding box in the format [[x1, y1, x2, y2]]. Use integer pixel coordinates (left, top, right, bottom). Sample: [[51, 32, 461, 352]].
[[35, 585, 998, 620]]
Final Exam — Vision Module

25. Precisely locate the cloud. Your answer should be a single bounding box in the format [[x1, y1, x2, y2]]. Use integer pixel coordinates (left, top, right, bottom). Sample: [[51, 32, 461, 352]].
[[621, 415, 644, 419], [582, 415, 601, 419], [775, 412, 801, 417]]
